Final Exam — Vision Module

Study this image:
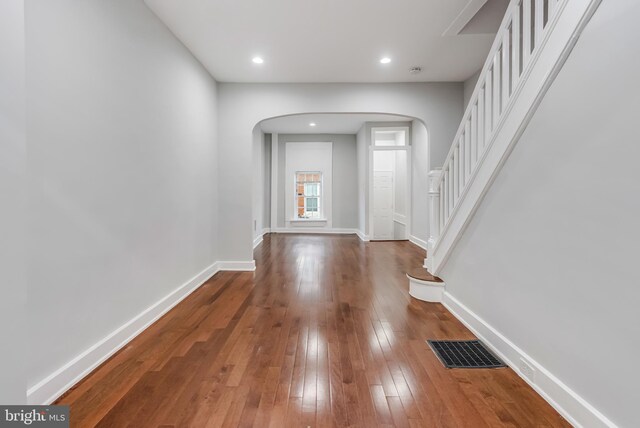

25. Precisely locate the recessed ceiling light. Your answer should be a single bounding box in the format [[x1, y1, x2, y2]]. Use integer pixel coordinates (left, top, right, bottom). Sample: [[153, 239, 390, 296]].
[[252, 56, 264, 64], [309, 122, 317, 127], [380, 57, 391, 64]]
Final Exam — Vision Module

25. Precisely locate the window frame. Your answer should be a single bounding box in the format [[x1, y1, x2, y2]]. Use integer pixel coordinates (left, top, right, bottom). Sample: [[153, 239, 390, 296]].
[[295, 171, 323, 220]]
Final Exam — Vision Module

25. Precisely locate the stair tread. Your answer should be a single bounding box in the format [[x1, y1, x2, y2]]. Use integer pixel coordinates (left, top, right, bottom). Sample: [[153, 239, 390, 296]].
[[406, 267, 443, 283]]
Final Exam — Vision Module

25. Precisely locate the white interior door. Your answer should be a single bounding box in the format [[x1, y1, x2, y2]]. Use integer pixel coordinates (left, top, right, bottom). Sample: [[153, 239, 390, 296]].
[[373, 171, 394, 240]]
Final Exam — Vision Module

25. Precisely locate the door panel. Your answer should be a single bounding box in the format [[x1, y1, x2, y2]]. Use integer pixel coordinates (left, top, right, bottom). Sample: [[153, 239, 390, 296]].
[[373, 171, 393, 240]]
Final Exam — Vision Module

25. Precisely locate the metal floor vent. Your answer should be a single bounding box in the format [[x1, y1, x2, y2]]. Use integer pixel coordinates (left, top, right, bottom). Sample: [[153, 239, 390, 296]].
[[428, 340, 506, 369]]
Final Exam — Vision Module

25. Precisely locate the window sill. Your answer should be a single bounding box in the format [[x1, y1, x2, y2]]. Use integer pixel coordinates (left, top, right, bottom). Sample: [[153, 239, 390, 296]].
[[290, 218, 327, 223], [289, 219, 328, 228]]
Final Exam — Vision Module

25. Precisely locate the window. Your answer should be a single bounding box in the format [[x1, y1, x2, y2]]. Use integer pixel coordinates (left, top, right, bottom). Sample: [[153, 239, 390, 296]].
[[296, 172, 322, 219], [374, 129, 407, 146]]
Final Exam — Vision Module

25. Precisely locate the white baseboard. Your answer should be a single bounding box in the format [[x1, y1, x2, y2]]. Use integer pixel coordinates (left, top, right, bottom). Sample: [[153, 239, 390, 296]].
[[253, 228, 271, 249], [409, 235, 428, 250], [356, 229, 370, 242], [442, 292, 616, 428], [272, 227, 359, 235], [27, 262, 221, 405], [407, 274, 444, 303], [217, 260, 256, 271], [27, 256, 259, 405]]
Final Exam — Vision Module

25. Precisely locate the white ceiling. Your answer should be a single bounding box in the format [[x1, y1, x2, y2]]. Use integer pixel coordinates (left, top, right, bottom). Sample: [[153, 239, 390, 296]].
[[144, 0, 508, 83], [260, 113, 413, 134]]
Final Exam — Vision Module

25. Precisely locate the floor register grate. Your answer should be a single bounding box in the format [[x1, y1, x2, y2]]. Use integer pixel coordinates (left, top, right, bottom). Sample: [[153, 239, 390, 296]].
[[428, 340, 506, 369]]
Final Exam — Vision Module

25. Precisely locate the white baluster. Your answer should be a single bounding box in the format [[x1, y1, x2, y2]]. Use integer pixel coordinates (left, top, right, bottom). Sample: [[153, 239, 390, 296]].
[[439, 175, 444, 232], [478, 86, 485, 150], [452, 150, 458, 203], [442, 172, 448, 222], [464, 125, 471, 178], [523, 0, 532, 67], [485, 70, 493, 136], [471, 104, 478, 166], [512, 1, 522, 85], [535, 0, 545, 47], [459, 135, 465, 188], [502, 25, 511, 106], [448, 165, 454, 214], [493, 52, 502, 126], [549, 0, 558, 19], [427, 169, 442, 256]]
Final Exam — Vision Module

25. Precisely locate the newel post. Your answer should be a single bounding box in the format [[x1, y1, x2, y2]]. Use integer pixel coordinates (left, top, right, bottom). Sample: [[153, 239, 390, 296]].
[[426, 169, 442, 271]]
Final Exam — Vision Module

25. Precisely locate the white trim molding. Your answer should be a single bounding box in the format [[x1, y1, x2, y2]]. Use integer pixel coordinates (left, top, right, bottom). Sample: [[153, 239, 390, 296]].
[[442, 292, 617, 428], [270, 133, 279, 230], [253, 228, 270, 249], [217, 260, 256, 271], [442, 0, 488, 36], [272, 227, 358, 236], [288, 219, 328, 227], [407, 275, 444, 303], [409, 235, 428, 250], [27, 262, 221, 405], [356, 229, 370, 242]]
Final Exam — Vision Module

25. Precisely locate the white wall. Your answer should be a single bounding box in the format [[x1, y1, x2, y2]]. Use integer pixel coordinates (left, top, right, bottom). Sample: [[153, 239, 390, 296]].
[[440, 2, 640, 426], [252, 127, 265, 240], [276, 134, 357, 229], [0, 0, 27, 404], [26, 0, 219, 395], [411, 119, 430, 245], [218, 83, 463, 261]]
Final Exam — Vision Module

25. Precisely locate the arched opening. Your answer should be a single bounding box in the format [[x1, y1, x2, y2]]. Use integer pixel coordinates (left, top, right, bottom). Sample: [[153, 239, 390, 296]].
[[249, 112, 430, 256]]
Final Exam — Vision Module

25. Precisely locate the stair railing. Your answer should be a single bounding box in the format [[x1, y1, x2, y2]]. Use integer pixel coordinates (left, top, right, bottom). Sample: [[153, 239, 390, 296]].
[[426, 0, 585, 273]]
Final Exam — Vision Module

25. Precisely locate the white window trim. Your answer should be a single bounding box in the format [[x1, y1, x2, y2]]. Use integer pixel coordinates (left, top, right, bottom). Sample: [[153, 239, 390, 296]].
[[289, 218, 328, 223], [294, 171, 325, 220], [285, 142, 333, 229]]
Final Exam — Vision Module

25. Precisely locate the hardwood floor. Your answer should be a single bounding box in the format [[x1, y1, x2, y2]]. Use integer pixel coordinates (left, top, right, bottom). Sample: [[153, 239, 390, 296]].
[[57, 234, 569, 427]]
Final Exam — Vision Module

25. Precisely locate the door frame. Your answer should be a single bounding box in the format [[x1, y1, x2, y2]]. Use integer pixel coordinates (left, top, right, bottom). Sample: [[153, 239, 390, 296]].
[[368, 126, 412, 241]]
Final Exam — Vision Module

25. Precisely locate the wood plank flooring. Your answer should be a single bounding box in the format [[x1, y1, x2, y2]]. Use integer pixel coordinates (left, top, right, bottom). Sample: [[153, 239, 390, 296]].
[[56, 234, 570, 427]]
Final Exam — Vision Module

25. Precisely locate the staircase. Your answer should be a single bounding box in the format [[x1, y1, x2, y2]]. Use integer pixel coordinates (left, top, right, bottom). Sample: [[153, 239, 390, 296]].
[[406, 2, 626, 426], [424, 0, 602, 276]]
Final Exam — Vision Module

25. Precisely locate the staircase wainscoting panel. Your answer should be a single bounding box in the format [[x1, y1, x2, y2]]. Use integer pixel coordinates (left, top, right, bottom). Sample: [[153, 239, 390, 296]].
[[426, 0, 602, 275]]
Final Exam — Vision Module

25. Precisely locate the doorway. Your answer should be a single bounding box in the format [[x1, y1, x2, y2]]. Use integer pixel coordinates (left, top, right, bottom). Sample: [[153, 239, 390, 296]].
[[370, 127, 410, 241]]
